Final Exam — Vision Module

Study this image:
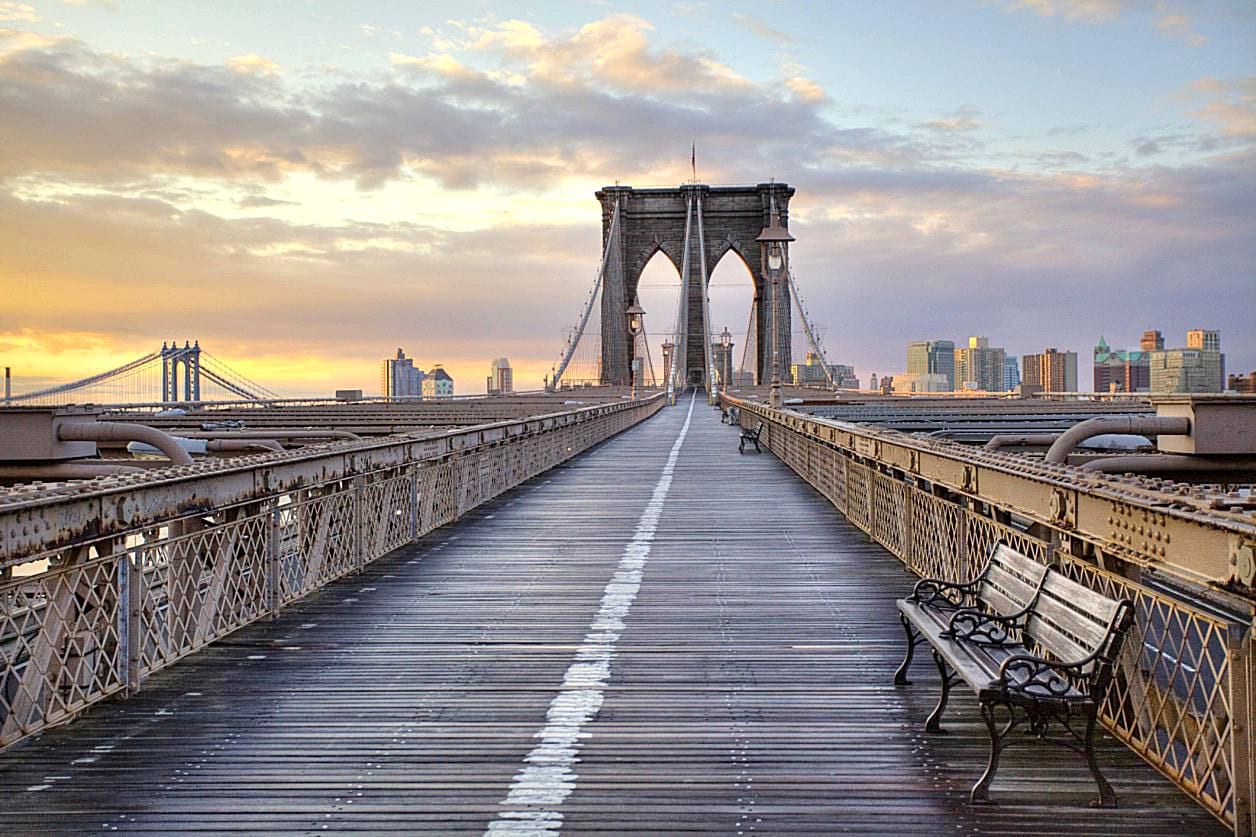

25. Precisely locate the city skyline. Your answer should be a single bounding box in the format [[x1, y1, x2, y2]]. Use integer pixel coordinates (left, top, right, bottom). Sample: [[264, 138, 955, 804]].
[[1, 1, 1253, 395]]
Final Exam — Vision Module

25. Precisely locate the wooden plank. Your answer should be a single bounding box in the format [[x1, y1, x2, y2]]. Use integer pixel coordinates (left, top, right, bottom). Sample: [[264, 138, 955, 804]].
[[1042, 571, 1124, 625], [1031, 593, 1112, 656], [983, 564, 1039, 614], [992, 543, 1049, 587]]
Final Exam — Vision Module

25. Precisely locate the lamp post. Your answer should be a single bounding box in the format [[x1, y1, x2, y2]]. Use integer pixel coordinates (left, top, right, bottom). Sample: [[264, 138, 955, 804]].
[[756, 192, 795, 410], [626, 301, 645, 400], [661, 340, 674, 406], [720, 326, 732, 394]]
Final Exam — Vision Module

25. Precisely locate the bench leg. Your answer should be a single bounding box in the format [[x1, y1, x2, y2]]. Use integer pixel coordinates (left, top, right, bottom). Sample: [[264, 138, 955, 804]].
[[738, 439, 745, 453], [971, 702, 1007, 804], [925, 649, 956, 733], [1082, 713, 1118, 808], [752, 439, 761, 452], [893, 613, 921, 685]]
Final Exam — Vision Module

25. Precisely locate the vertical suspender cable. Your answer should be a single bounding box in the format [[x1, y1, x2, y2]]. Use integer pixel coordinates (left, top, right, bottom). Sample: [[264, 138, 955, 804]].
[[740, 298, 758, 385], [787, 268, 836, 389], [552, 199, 622, 390]]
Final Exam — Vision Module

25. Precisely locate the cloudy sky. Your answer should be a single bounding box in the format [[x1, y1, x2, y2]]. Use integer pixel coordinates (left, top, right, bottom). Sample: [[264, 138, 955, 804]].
[[1, 0, 1252, 395]]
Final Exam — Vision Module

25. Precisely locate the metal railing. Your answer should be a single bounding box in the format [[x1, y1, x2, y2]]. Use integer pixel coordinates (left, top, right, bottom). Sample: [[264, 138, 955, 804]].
[[731, 396, 1253, 835], [0, 395, 663, 751]]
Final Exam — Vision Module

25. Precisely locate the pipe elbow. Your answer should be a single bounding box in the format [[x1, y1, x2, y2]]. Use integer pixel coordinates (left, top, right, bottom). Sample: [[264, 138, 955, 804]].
[[58, 421, 194, 466], [1045, 416, 1190, 464]]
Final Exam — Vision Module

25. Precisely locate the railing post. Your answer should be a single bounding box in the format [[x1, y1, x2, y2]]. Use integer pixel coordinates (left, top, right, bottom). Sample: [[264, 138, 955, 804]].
[[354, 479, 366, 572], [902, 484, 915, 570], [956, 504, 970, 582], [119, 552, 142, 695], [409, 467, 420, 543], [267, 503, 280, 619], [1231, 622, 1254, 837]]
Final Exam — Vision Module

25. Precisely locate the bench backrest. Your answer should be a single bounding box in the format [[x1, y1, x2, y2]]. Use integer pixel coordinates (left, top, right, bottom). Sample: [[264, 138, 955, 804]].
[[976, 542, 1049, 618], [1025, 570, 1132, 677]]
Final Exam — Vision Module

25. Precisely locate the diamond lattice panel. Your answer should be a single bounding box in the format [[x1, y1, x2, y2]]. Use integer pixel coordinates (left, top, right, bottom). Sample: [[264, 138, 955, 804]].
[[0, 556, 125, 747]]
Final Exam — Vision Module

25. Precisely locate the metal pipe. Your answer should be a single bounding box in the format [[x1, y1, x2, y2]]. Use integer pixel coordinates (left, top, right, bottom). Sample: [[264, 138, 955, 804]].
[[985, 433, 1062, 450], [179, 429, 361, 442], [1045, 416, 1190, 464], [0, 462, 145, 480], [57, 421, 195, 466], [1080, 454, 1256, 476], [205, 438, 284, 454]]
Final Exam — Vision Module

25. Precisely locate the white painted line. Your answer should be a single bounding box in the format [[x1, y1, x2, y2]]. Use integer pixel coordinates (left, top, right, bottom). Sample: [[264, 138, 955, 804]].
[[486, 393, 696, 836]]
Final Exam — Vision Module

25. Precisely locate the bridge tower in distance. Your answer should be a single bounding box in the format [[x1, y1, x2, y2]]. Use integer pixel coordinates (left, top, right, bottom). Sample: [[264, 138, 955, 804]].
[[593, 182, 795, 389], [161, 340, 201, 402]]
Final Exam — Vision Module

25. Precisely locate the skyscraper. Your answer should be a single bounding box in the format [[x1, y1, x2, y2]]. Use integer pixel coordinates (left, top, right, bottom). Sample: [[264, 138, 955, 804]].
[[789, 352, 857, 388], [1149, 350, 1224, 393], [1149, 330, 1224, 393], [1004, 356, 1021, 391], [953, 336, 1007, 392], [1187, 329, 1221, 352], [1140, 330, 1164, 351], [381, 348, 424, 398], [1093, 336, 1150, 393], [487, 357, 513, 395], [1022, 348, 1078, 393], [907, 340, 956, 391]]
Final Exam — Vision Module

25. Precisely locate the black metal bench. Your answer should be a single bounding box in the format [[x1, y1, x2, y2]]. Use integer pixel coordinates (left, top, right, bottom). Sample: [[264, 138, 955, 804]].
[[738, 422, 763, 454], [894, 541, 1134, 806]]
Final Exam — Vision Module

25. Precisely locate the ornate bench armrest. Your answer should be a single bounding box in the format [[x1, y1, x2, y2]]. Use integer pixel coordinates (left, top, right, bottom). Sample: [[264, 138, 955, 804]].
[[909, 576, 979, 608], [996, 651, 1099, 698], [945, 608, 1022, 645]]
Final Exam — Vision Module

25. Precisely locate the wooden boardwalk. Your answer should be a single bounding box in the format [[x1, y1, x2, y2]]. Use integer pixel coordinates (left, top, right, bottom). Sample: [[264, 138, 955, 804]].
[[0, 395, 1225, 834]]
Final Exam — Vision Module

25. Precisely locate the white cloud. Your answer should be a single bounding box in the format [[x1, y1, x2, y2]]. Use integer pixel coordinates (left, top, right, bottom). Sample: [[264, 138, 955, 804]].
[[731, 12, 792, 45], [227, 53, 280, 76], [1004, 0, 1128, 24], [1154, 3, 1207, 47], [0, 3, 36, 23], [785, 76, 827, 104]]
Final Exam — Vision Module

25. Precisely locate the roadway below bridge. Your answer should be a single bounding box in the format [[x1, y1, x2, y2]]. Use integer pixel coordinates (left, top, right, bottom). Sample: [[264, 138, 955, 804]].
[[0, 394, 1225, 834]]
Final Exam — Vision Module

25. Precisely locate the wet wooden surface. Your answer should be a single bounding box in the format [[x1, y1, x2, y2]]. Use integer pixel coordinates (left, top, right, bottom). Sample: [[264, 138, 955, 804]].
[[0, 395, 1225, 834]]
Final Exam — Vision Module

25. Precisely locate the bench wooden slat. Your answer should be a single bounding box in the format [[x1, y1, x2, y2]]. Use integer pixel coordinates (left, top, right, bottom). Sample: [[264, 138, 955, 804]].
[[990, 544, 1049, 587], [983, 564, 1040, 616], [1026, 572, 1122, 666], [1029, 589, 1113, 655], [1039, 570, 1123, 626], [978, 585, 1020, 621], [1025, 617, 1094, 669]]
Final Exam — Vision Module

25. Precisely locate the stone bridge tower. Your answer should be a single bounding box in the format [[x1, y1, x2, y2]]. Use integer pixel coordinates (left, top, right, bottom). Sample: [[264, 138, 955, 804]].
[[594, 182, 794, 388]]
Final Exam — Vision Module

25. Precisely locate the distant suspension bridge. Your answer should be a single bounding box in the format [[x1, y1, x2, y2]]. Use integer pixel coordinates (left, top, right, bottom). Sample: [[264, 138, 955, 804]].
[[3, 341, 280, 406]]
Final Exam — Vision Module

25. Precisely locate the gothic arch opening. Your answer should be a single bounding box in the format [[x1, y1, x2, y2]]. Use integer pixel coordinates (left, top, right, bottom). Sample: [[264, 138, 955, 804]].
[[635, 248, 683, 386], [708, 248, 758, 388]]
